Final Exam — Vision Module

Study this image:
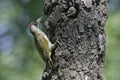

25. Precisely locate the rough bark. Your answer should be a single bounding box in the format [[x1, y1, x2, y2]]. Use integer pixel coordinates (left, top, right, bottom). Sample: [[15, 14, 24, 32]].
[[42, 0, 108, 80]]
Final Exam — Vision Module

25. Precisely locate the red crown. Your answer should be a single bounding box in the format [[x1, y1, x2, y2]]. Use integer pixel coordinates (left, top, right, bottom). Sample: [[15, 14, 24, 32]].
[[29, 22, 33, 29]]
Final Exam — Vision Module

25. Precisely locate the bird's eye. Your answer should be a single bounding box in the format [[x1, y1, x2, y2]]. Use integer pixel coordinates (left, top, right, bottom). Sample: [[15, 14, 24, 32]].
[[33, 21, 37, 25]]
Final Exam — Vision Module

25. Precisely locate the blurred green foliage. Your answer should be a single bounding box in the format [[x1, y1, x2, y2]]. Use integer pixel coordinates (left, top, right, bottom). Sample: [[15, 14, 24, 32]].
[[0, 0, 45, 80], [0, 0, 120, 80], [104, 11, 120, 80]]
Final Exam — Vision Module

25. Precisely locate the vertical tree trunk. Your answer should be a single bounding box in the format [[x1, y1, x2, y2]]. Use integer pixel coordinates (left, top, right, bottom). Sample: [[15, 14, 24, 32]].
[[42, 0, 108, 80]]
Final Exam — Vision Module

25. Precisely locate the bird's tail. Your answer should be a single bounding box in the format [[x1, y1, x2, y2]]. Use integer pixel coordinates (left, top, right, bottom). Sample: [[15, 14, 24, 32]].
[[47, 57, 54, 68]]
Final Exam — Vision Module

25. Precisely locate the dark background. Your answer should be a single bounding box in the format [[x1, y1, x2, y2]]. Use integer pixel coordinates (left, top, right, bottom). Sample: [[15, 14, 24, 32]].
[[0, 0, 120, 80]]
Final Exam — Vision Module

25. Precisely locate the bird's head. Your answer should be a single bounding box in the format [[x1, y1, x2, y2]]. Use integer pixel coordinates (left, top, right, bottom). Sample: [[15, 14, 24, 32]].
[[29, 17, 42, 34]]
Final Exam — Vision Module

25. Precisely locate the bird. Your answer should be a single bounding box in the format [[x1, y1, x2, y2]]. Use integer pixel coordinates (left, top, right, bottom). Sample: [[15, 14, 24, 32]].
[[29, 17, 54, 68]]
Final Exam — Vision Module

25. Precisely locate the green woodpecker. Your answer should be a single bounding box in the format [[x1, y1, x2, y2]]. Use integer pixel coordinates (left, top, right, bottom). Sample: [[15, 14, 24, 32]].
[[29, 17, 54, 68]]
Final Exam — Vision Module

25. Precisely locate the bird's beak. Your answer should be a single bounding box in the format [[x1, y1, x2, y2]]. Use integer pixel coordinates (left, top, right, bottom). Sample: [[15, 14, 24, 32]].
[[36, 17, 42, 23]]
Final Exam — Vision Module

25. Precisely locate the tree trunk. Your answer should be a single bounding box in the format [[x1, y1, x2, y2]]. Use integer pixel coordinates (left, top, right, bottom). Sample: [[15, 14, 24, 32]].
[[42, 0, 108, 80]]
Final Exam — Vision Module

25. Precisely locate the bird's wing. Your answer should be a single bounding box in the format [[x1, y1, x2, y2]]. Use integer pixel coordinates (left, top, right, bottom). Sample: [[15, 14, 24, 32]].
[[37, 34, 50, 52]]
